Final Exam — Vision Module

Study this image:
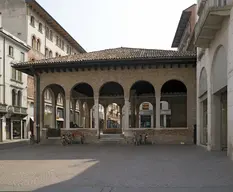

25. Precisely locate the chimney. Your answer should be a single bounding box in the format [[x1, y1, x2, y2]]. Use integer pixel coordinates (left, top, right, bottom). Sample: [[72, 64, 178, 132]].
[[0, 12, 2, 28]]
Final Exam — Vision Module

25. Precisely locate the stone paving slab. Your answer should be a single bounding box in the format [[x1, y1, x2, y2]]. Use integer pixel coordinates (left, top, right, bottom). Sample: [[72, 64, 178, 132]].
[[0, 145, 233, 191]]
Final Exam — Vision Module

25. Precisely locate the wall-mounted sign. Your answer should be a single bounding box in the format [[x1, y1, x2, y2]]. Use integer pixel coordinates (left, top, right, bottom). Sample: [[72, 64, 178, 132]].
[[142, 103, 149, 110]]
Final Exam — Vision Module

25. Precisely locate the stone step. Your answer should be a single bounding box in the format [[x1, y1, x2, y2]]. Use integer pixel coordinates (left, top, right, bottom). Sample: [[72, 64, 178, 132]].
[[99, 134, 125, 144]]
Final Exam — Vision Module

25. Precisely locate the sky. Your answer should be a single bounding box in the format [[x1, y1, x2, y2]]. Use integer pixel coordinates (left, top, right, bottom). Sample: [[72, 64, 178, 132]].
[[37, 0, 196, 52]]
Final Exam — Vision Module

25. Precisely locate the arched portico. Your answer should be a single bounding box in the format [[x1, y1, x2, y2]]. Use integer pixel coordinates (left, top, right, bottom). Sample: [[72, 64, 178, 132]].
[[17, 47, 196, 144], [99, 82, 124, 135], [70, 82, 94, 129], [129, 80, 156, 128], [161, 80, 187, 128]]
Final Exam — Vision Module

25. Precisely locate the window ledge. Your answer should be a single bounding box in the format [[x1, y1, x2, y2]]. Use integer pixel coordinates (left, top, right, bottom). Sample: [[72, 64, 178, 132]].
[[10, 79, 23, 84], [8, 55, 14, 59]]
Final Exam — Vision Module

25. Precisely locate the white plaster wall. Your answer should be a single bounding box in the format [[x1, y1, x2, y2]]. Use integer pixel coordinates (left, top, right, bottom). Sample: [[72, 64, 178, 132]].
[[197, 14, 233, 159], [0, 31, 28, 141]]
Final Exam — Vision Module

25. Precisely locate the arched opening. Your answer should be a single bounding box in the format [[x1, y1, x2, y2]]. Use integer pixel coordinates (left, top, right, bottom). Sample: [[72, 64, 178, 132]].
[[17, 91, 22, 107], [12, 89, 16, 106], [160, 101, 171, 128], [199, 67, 208, 146], [49, 50, 53, 58], [31, 36, 36, 49], [139, 102, 154, 128], [37, 39, 41, 52], [130, 80, 155, 128], [99, 82, 124, 134], [30, 16, 35, 26], [211, 45, 228, 151], [161, 80, 187, 127], [70, 83, 94, 128], [42, 84, 65, 137]]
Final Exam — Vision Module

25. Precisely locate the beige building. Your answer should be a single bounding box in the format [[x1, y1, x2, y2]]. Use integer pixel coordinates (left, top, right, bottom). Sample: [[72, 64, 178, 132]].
[[0, 0, 86, 138], [14, 47, 196, 144]]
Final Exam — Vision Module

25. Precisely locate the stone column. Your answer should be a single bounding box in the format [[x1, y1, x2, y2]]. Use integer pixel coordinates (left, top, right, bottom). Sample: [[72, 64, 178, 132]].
[[124, 98, 130, 131], [79, 104, 84, 127], [20, 120, 23, 139], [65, 97, 70, 129], [156, 93, 161, 128], [72, 99, 76, 124], [52, 99, 56, 129], [94, 97, 99, 136], [104, 107, 107, 129], [163, 114, 167, 128], [136, 107, 139, 128]]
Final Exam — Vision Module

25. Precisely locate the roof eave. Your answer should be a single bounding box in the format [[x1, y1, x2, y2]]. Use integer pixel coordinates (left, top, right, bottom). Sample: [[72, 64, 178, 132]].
[[171, 11, 191, 48], [13, 56, 197, 75]]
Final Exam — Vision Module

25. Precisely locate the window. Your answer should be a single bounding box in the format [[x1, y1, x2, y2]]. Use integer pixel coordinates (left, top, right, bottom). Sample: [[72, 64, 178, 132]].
[[31, 36, 36, 49], [17, 91, 22, 107], [20, 52, 25, 62], [30, 16, 35, 27], [12, 89, 16, 106], [12, 67, 16, 80], [45, 48, 49, 58], [39, 23, 43, 32], [58, 38, 61, 47], [49, 50, 53, 58], [36, 39, 41, 51], [8, 46, 14, 57], [49, 30, 53, 41], [55, 52, 59, 57], [46, 27, 49, 38], [56, 36, 59, 45], [61, 40, 64, 50], [18, 71, 22, 82], [37, 39, 41, 52]]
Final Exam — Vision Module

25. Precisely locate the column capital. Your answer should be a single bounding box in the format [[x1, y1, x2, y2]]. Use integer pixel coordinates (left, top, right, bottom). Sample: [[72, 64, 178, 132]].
[[156, 92, 161, 98]]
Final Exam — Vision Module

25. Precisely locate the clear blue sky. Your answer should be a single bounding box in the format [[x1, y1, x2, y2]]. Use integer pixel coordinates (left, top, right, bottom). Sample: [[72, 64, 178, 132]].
[[37, 0, 196, 52]]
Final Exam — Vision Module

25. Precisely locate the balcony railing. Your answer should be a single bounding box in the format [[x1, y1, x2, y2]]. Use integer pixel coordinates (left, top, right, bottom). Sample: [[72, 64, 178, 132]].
[[195, 0, 233, 47], [13, 106, 27, 114]]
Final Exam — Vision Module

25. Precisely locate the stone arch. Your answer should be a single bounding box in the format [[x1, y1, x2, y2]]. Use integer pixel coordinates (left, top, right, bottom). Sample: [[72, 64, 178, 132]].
[[161, 79, 187, 127], [129, 80, 155, 97], [71, 82, 94, 98], [139, 102, 154, 128], [210, 45, 228, 151], [99, 81, 124, 97], [42, 84, 66, 129], [212, 45, 227, 94]]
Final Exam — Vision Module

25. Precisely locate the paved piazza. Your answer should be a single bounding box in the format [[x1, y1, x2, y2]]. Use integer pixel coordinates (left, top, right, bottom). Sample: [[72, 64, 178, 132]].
[[0, 145, 233, 191]]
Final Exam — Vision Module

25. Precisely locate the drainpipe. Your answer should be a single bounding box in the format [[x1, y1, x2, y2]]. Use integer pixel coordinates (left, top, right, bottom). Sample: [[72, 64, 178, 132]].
[[30, 67, 40, 143], [3, 37, 5, 104], [35, 73, 40, 143]]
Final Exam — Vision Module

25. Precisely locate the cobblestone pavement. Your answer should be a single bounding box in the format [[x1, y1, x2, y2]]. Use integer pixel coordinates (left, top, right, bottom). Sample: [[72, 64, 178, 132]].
[[0, 145, 233, 191]]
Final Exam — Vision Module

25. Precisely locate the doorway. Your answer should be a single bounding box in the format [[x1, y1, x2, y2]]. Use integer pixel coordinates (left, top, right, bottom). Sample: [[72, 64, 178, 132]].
[[221, 91, 227, 151]]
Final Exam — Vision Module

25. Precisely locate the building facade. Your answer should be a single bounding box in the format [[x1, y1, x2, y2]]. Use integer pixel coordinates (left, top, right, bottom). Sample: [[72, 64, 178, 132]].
[[0, 0, 86, 138], [195, 0, 233, 160], [14, 47, 196, 144], [0, 16, 30, 141], [172, 4, 197, 51]]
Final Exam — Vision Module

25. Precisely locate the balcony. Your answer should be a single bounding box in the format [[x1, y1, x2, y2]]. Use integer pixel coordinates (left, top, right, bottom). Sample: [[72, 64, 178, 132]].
[[0, 103, 7, 117], [195, 0, 233, 48], [11, 106, 28, 118]]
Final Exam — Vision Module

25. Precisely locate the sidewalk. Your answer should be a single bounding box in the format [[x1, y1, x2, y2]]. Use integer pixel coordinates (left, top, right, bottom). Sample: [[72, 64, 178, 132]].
[[0, 139, 29, 150]]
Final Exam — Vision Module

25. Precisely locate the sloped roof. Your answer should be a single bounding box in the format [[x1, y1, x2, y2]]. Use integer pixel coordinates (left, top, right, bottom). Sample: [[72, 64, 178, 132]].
[[15, 47, 196, 67]]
